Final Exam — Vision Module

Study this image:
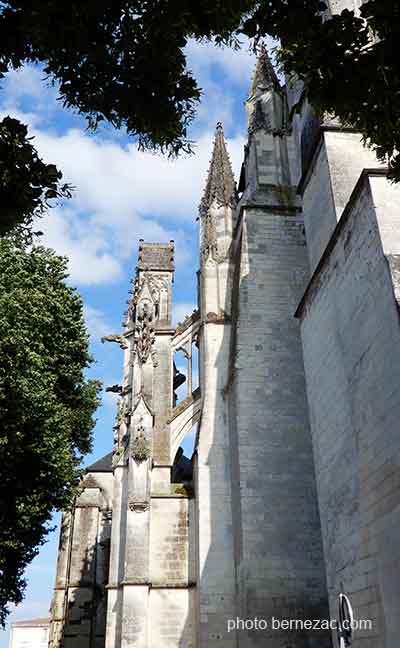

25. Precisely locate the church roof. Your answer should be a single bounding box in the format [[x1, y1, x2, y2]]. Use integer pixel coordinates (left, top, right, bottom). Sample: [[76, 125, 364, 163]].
[[199, 122, 237, 217], [86, 451, 113, 473], [12, 618, 50, 627], [249, 45, 280, 96]]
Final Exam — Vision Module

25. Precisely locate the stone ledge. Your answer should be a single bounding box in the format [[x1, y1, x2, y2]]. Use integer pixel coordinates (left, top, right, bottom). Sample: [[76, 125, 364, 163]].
[[106, 581, 196, 589], [150, 582, 196, 589], [167, 387, 201, 423], [295, 167, 389, 320], [297, 120, 359, 196], [151, 491, 194, 499], [66, 582, 104, 588], [174, 309, 200, 336], [205, 311, 231, 324]]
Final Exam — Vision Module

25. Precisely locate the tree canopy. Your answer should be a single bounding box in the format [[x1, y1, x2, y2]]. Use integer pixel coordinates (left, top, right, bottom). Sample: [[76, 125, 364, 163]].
[[0, 239, 100, 625], [0, 0, 399, 181], [242, 0, 400, 179], [0, 117, 72, 238]]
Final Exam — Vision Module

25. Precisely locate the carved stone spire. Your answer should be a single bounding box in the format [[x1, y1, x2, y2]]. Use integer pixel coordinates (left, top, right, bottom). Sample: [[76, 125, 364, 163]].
[[249, 45, 280, 97], [199, 122, 237, 218]]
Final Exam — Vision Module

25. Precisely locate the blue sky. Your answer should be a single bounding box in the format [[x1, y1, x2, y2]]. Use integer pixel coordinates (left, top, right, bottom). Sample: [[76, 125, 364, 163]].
[[0, 38, 261, 646]]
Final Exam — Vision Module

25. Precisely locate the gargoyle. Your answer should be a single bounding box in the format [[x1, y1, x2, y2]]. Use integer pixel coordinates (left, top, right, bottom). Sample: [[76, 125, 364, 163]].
[[105, 384, 122, 394], [101, 333, 128, 349]]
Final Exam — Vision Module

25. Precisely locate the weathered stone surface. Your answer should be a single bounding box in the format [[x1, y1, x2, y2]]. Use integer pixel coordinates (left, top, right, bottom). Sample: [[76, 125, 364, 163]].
[[298, 170, 400, 648], [137, 241, 175, 272]]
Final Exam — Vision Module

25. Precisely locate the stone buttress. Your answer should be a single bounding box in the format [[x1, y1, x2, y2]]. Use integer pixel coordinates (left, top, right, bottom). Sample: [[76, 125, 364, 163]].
[[195, 123, 239, 646], [49, 242, 198, 648], [105, 242, 196, 648], [222, 48, 331, 647]]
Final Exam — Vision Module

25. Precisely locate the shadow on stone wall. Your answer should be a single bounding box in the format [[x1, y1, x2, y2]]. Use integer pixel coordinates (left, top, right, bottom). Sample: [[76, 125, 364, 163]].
[[196, 212, 332, 647], [49, 504, 111, 648]]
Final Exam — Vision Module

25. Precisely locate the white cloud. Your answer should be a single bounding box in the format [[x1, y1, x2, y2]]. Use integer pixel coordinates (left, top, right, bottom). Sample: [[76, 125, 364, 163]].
[[0, 64, 60, 124], [185, 37, 282, 107], [0, 107, 44, 129], [194, 78, 236, 132], [40, 207, 122, 285], [26, 125, 245, 285], [33, 127, 245, 222], [184, 39, 256, 133], [4, 65, 48, 102], [83, 305, 113, 340], [0, 45, 250, 288], [186, 38, 257, 86]]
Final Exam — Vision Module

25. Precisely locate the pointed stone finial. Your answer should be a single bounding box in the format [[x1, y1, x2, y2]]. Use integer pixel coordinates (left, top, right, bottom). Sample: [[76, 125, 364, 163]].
[[249, 45, 280, 97], [199, 123, 237, 217]]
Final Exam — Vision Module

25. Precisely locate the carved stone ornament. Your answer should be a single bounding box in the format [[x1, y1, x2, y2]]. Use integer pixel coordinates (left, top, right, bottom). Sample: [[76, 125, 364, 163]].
[[134, 300, 156, 364], [112, 399, 128, 451], [130, 275, 163, 315], [112, 447, 124, 467], [147, 274, 168, 304], [201, 212, 219, 262], [83, 475, 97, 488], [249, 100, 271, 135], [174, 309, 200, 335], [116, 399, 126, 424], [131, 428, 150, 463], [249, 45, 281, 97], [128, 501, 149, 512], [102, 510, 112, 522], [106, 384, 122, 394], [101, 333, 128, 349]]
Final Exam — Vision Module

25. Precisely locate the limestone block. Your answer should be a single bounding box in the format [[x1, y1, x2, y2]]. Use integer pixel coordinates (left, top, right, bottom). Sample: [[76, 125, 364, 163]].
[[124, 505, 149, 583], [149, 589, 195, 648], [54, 512, 72, 589], [76, 487, 102, 508], [299, 175, 400, 647], [69, 507, 99, 586], [105, 588, 123, 648], [151, 467, 172, 495], [229, 208, 331, 647], [64, 587, 93, 637], [50, 589, 67, 621], [121, 585, 148, 648], [150, 497, 190, 586]]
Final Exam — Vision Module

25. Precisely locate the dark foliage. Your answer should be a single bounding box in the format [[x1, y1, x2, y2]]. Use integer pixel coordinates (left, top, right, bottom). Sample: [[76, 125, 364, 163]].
[[0, 116, 72, 237], [0, 240, 101, 625], [1, 1, 399, 177], [242, 0, 400, 179]]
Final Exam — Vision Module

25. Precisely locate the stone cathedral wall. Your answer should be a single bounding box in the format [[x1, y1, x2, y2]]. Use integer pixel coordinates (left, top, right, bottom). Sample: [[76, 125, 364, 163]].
[[228, 205, 331, 647], [147, 496, 196, 647], [300, 130, 386, 273], [297, 171, 400, 647]]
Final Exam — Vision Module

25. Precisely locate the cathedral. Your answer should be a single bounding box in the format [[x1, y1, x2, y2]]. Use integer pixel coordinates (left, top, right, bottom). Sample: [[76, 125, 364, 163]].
[[48, 14, 400, 648]]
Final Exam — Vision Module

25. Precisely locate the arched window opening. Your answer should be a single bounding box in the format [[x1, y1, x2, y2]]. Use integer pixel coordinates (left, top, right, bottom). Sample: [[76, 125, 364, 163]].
[[171, 424, 197, 484], [173, 350, 187, 407]]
